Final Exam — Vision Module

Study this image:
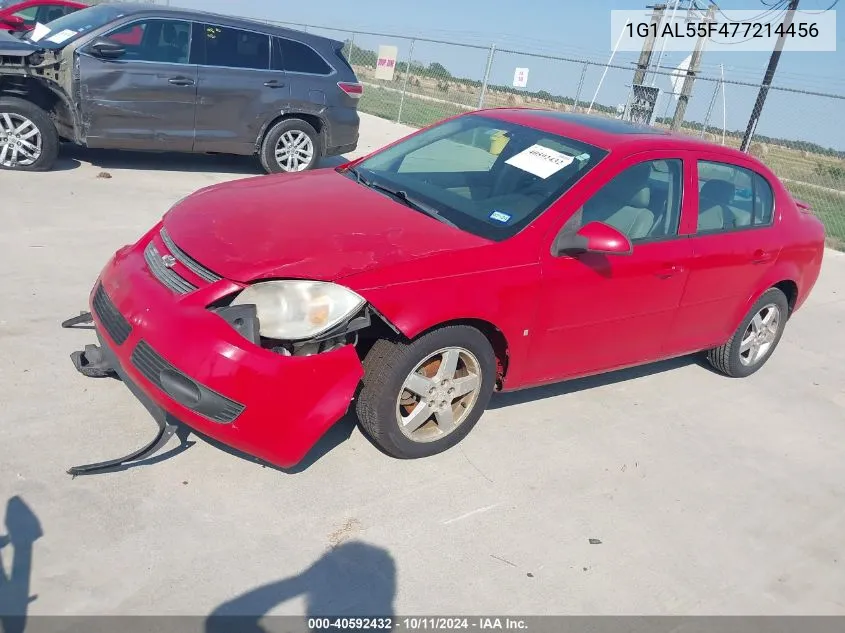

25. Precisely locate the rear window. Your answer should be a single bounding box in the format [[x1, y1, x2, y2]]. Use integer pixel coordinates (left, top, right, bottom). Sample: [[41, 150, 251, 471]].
[[273, 37, 332, 75]]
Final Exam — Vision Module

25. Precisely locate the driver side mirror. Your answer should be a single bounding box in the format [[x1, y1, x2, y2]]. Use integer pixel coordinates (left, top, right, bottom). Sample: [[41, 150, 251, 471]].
[[552, 221, 633, 257], [5, 15, 26, 28], [88, 37, 126, 59]]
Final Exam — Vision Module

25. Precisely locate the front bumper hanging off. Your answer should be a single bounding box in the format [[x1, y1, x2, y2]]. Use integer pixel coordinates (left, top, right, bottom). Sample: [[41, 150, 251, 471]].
[[62, 312, 179, 476]]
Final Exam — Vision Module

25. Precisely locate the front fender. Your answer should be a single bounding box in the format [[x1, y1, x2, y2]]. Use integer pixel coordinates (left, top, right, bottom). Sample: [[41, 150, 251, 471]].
[[356, 264, 541, 389]]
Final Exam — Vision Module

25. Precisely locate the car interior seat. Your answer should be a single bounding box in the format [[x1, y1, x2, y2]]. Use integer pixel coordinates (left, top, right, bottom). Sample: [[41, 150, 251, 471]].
[[583, 162, 655, 240], [45, 8, 64, 22], [697, 179, 736, 232], [176, 30, 189, 61]]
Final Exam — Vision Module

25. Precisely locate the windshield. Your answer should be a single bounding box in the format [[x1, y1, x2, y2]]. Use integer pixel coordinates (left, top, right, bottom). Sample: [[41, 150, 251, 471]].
[[349, 114, 607, 241], [23, 5, 127, 48]]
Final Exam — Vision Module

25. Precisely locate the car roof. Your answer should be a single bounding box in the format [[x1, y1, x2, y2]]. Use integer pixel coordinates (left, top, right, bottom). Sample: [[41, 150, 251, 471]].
[[93, 3, 342, 47], [478, 107, 757, 161]]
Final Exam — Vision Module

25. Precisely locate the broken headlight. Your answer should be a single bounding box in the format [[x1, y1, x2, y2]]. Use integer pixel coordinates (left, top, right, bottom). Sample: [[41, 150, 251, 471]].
[[230, 280, 365, 341]]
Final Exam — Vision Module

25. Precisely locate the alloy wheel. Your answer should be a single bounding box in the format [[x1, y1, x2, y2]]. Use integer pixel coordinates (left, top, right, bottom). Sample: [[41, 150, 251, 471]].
[[0, 112, 42, 168], [274, 130, 314, 172], [396, 346, 483, 443], [739, 303, 781, 366]]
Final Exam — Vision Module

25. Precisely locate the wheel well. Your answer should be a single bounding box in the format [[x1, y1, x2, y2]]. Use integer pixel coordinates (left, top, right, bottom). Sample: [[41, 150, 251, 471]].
[[356, 317, 510, 387], [420, 319, 510, 387], [261, 113, 325, 152], [0, 76, 74, 139], [773, 280, 798, 316]]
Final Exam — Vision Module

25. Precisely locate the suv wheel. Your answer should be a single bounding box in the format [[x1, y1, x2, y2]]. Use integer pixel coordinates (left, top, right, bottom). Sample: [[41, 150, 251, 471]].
[[259, 118, 320, 174], [356, 326, 497, 459], [0, 97, 59, 172]]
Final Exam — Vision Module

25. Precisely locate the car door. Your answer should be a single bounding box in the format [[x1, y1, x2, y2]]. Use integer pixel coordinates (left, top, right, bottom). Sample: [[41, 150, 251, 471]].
[[664, 154, 783, 354], [192, 23, 289, 155], [525, 152, 695, 384], [77, 18, 197, 151]]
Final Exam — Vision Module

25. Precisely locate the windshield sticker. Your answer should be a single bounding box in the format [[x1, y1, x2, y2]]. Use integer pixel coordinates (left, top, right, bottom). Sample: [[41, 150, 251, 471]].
[[46, 29, 77, 44], [30, 23, 50, 42], [489, 210, 512, 223], [505, 144, 575, 179]]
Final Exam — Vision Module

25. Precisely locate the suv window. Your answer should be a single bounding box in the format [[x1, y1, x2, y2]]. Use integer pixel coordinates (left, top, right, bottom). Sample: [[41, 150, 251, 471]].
[[200, 24, 270, 70], [697, 161, 775, 232], [567, 159, 684, 242], [273, 37, 332, 75], [104, 19, 191, 65]]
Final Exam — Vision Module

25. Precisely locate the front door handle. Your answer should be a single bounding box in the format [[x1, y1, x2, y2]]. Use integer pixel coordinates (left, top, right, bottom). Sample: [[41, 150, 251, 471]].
[[263, 80, 286, 88], [168, 76, 195, 86], [752, 249, 774, 264], [654, 264, 682, 279]]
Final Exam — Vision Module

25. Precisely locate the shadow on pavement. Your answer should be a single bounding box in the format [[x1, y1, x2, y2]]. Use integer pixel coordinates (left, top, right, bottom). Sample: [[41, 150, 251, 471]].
[[0, 496, 43, 633], [55, 145, 349, 174], [205, 541, 396, 632], [490, 354, 703, 409]]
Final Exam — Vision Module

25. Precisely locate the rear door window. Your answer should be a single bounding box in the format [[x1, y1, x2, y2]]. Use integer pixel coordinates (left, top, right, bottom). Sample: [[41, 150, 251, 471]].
[[273, 37, 333, 75], [199, 24, 270, 70], [697, 161, 775, 232]]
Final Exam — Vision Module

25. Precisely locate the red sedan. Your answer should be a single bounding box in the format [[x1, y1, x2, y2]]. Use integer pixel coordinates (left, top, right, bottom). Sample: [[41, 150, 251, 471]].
[[65, 109, 825, 474], [0, 0, 85, 33]]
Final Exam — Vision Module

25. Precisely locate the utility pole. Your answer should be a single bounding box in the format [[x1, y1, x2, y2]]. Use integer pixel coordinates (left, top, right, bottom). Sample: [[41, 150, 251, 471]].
[[633, 4, 666, 85], [670, 3, 716, 131], [740, 0, 800, 152]]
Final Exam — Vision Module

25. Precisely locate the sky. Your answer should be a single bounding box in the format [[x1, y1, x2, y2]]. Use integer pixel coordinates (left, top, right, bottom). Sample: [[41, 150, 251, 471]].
[[174, 0, 845, 149]]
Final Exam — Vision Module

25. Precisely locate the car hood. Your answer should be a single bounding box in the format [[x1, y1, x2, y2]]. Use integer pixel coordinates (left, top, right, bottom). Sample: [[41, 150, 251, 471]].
[[162, 169, 490, 284], [0, 29, 40, 56]]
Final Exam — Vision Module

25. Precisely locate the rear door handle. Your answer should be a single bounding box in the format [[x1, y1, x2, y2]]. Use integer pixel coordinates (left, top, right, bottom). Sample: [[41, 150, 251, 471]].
[[752, 249, 774, 264], [654, 264, 682, 279], [168, 77, 195, 86], [263, 80, 286, 88]]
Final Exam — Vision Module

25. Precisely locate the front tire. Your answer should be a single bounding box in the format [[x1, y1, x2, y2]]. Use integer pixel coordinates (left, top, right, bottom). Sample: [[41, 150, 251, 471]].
[[706, 287, 789, 377], [0, 97, 59, 172], [259, 118, 320, 174], [356, 326, 497, 459]]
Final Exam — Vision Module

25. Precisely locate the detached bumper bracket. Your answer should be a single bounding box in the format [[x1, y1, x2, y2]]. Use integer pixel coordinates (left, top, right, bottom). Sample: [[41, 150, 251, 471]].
[[64, 313, 186, 477]]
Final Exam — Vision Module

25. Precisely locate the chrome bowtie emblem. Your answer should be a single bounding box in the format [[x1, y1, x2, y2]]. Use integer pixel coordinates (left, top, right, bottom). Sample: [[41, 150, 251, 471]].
[[161, 254, 177, 268]]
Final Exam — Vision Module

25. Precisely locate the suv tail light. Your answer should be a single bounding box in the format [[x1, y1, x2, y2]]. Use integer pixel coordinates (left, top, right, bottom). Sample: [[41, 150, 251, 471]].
[[337, 82, 363, 99]]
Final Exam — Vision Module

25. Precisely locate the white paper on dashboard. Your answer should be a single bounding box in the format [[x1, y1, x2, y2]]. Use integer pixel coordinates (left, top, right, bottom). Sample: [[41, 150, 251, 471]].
[[30, 23, 50, 42], [505, 144, 575, 179], [46, 29, 76, 44]]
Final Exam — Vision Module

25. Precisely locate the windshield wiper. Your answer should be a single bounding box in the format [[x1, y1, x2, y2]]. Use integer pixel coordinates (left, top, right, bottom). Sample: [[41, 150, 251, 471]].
[[365, 181, 459, 229]]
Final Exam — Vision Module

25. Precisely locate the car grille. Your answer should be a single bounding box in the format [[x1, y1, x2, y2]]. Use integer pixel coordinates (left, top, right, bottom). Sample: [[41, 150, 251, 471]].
[[92, 283, 132, 345], [144, 241, 197, 294], [160, 228, 222, 283], [130, 340, 246, 424]]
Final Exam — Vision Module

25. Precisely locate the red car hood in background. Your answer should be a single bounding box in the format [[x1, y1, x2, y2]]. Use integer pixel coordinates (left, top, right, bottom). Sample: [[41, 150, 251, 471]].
[[162, 169, 489, 284]]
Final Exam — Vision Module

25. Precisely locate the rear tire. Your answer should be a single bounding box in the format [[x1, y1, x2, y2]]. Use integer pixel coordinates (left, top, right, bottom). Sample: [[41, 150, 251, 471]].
[[259, 118, 320, 174], [0, 97, 59, 172], [706, 287, 789, 378], [356, 326, 497, 460]]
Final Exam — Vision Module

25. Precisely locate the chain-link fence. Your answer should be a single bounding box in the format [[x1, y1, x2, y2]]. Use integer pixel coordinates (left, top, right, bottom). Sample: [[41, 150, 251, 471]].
[[270, 20, 844, 250]]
